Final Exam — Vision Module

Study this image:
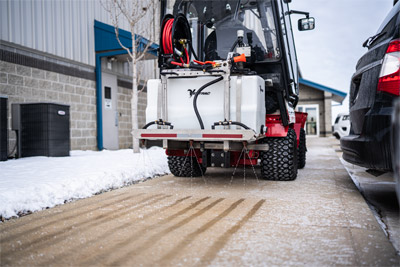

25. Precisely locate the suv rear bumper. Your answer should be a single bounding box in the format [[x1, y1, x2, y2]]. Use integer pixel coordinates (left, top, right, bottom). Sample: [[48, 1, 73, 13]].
[[340, 111, 393, 171]]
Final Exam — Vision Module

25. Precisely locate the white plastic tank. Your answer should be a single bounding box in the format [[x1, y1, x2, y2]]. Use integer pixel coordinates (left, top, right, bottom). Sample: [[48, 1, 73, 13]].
[[146, 75, 266, 133]]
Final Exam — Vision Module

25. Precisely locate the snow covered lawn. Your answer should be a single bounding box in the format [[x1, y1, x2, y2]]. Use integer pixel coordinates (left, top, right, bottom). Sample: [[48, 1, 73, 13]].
[[0, 148, 169, 220]]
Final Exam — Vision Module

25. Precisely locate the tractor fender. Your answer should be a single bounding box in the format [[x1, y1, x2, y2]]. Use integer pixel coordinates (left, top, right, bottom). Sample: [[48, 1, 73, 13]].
[[265, 112, 308, 147]]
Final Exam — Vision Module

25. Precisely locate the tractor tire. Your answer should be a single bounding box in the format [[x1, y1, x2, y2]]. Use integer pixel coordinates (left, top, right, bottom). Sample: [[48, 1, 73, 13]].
[[297, 128, 307, 169], [261, 128, 298, 181], [168, 156, 206, 177]]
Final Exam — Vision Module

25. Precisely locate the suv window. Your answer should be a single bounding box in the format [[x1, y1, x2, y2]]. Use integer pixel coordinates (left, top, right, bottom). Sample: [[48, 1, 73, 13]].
[[370, 10, 399, 48], [376, 3, 400, 33]]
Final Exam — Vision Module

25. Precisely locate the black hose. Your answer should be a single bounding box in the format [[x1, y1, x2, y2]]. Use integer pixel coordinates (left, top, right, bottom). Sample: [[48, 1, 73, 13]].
[[193, 76, 224, 129], [230, 39, 238, 52], [231, 121, 250, 129], [143, 121, 158, 129], [211, 121, 251, 130], [189, 64, 212, 72], [189, 40, 199, 61], [188, 64, 204, 70], [143, 120, 173, 129]]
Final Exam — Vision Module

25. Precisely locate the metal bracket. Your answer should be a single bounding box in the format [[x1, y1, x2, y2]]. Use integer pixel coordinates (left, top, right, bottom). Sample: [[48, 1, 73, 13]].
[[236, 76, 242, 129], [223, 141, 230, 152], [247, 143, 269, 151], [163, 139, 168, 149], [157, 78, 163, 128], [224, 73, 231, 129], [210, 150, 230, 168]]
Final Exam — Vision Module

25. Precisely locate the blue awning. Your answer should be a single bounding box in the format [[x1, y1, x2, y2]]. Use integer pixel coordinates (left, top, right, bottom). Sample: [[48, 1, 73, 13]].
[[299, 78, 347, 103], [94, 20, 158, 57]]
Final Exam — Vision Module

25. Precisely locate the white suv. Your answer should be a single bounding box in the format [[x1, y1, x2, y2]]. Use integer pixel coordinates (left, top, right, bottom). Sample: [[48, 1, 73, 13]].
[[333, 113, 350, 139]]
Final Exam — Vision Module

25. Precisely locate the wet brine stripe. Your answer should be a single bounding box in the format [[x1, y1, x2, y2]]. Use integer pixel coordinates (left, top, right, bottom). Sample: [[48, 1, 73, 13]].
[[1, 193, 169, 259], [80, 196, 213, 265], [199, 199, 266, 266], [110, 197, 225, 265], [159, 198, 246, 264], [39, 195, 194, 265]]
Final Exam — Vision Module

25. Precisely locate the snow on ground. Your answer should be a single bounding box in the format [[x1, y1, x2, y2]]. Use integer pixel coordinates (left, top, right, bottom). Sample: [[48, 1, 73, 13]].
[[0, 147, 169, 219]]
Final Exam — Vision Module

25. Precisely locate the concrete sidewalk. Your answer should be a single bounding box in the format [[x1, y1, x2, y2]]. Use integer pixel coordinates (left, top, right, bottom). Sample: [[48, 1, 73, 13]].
[[335, 140, 400, 255], [1, 137, 399, 266]]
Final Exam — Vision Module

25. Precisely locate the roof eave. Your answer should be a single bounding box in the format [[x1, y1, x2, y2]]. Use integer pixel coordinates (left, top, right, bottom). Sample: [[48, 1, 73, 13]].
[[299, 77, 347, 104]]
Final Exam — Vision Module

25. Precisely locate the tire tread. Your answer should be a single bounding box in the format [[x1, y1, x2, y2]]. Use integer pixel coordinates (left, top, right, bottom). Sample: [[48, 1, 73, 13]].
[[261, 128, 298, 181], [297, 128, 306, 169], [168, 156, 206, 177]]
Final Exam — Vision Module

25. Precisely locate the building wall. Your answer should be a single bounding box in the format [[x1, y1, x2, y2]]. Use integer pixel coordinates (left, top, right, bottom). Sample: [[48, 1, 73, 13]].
[[0, 60, 97, 151], [323, 91, 333, 136], [0, 46, 146, 154], [0, 0, 157, 154], [0, 0, 158, 68], [117, 86, 132, 149], [117, 86, 147, 149], [298, 84, 332, 137]]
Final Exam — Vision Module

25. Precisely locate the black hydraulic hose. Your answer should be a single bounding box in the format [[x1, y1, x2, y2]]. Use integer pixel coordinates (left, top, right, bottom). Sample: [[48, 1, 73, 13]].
[[143, 121, 157, 129], [189, 40, 199, 61], [230, 39, 238, 52], [188, 64, 204, 70], [193, 76, 224, 129], [143, 120, 173, 129], [211, 121, 250, 130], [234, 122, 250, 130]]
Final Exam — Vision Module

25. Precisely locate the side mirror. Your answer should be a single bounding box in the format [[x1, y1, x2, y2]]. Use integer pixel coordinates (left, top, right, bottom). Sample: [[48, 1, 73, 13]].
[[298, 17, 315, 31]]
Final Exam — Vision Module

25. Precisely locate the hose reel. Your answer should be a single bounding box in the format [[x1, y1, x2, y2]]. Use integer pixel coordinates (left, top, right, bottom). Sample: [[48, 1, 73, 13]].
[[159, 13, 193, 68]]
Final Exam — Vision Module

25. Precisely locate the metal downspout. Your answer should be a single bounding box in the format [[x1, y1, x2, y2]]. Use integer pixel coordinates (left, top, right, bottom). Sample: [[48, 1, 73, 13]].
[[95, 55, 103, 150]]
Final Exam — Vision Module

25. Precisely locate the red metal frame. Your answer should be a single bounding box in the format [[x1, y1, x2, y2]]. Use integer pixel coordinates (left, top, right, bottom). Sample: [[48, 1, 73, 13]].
[[230, 150, 258, 166], [294, 112, 308, 146], [166, 112, 308, 167], [265, 114, 289, 137], [230, 112, 307, 166], [265, 112, 307, 146]]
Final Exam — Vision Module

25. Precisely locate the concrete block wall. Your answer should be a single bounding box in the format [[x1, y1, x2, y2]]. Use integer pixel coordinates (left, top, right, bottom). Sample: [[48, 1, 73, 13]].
[[0, 60, 98, 153], [117, 86, 147, 149], [138, 91, 147, 129]]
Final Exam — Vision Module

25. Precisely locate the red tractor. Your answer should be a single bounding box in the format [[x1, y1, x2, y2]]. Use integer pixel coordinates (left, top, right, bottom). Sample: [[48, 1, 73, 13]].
[[134, 0, 314, 180]]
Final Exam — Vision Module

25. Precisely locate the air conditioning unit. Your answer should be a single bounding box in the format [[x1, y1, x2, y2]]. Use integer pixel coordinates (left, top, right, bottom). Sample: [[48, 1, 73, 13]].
[[12, 103, 70, 157], [0, 95, 7, 161]]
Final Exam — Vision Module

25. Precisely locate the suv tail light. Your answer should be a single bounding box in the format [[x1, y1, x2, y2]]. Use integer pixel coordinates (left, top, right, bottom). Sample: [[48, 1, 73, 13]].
[[377, 39, 400, 96]]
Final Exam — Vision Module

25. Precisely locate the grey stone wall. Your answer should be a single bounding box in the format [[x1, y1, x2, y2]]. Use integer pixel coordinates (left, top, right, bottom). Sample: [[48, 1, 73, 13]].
[[117, 86, 147, 149], [138, 91, 147, 129], [0, 60, 98, 153], [117, 86, 132, 149]]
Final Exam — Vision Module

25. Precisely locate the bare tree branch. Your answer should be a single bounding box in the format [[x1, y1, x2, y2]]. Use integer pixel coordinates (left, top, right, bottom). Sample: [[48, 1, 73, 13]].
[[114, 27, 134, 58], [136, 38, 152, 61], [101, 0, 156, 153]]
